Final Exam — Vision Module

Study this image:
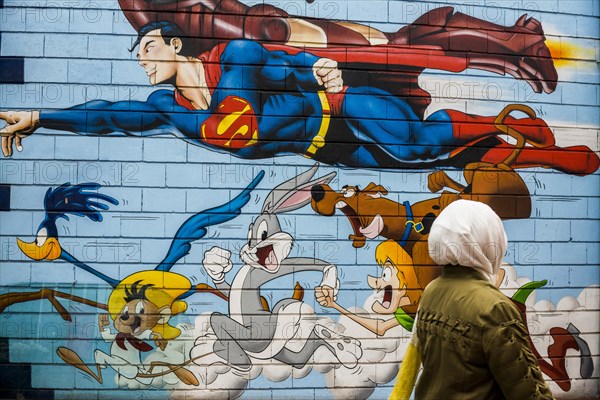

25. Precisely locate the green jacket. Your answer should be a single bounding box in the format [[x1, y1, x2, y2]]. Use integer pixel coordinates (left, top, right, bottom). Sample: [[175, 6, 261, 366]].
[[414, 266, 554, 400]]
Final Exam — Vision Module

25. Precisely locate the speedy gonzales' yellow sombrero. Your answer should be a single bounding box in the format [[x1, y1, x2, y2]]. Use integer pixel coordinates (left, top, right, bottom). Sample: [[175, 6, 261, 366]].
[[107, 270, 191, 340]]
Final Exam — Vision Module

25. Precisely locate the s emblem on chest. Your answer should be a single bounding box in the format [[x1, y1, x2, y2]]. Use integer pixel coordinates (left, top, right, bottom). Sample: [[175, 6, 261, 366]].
[[201, 96, 259, 148]]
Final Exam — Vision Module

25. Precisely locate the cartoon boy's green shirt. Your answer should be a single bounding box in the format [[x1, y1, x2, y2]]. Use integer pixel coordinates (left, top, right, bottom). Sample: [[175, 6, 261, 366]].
[[394, 308, 415, 331]]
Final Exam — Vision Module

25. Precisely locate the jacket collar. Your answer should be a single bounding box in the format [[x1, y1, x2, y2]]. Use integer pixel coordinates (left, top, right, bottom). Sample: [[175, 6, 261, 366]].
[[442, 265, 488, 281]]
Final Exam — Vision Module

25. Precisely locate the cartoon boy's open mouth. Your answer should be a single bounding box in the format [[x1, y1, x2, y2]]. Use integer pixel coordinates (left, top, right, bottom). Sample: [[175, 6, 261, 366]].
[[381, 285, 394, 309]]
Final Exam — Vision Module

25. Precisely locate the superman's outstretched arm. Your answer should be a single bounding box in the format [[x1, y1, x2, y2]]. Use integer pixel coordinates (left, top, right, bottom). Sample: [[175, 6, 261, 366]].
[[38, 90, 206, 137], [0, 91, 209, 156]]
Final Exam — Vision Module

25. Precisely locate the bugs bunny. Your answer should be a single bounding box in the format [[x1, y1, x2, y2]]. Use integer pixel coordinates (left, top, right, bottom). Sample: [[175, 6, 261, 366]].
[[198, 164, 363, 371]]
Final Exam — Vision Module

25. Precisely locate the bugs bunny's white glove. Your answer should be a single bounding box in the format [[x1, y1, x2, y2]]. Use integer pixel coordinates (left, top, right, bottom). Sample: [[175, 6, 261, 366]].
[[203, 247, 233, 284]]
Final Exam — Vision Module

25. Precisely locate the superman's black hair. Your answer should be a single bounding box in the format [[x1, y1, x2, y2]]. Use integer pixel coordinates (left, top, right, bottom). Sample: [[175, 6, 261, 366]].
[[129, 21, 196, 57]]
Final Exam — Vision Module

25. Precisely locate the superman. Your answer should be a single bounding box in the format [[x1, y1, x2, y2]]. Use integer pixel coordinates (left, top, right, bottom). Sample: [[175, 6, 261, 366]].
[[1, 21, 598, 175]]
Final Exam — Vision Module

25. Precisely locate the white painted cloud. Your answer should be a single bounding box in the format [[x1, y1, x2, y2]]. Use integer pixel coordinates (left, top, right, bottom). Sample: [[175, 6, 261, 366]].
[[324, 292, 411, 399], [499, 264, 599, 399], [166, 295, 408, 400]]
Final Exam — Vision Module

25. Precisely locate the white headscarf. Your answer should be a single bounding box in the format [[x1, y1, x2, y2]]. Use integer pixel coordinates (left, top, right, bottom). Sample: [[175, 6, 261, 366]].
[[428, 199, 507, 283]]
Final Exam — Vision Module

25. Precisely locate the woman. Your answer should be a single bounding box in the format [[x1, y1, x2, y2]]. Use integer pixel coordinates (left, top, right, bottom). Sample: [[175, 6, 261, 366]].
[[391, 200, 554, 399]]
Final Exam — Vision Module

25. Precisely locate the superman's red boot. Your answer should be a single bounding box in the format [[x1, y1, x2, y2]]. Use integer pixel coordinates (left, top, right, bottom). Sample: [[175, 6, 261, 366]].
[[446, 110, 555, 149], [481, 139, 600, 176]]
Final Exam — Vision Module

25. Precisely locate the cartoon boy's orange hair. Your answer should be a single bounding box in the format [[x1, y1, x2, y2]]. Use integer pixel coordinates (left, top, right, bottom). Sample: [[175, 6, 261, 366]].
[[375, 240, 423, 312]]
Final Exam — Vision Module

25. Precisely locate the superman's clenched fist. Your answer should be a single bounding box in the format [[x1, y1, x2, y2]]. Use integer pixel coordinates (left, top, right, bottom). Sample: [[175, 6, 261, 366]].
[[312, 58, 343, 93]]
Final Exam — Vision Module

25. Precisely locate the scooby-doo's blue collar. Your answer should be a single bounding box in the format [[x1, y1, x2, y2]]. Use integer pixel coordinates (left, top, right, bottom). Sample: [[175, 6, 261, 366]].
[[398, 201, 425, 247]]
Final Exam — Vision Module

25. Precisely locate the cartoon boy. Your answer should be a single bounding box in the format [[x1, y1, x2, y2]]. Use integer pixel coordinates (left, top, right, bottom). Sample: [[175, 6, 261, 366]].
[[316, 240, 423, 334]]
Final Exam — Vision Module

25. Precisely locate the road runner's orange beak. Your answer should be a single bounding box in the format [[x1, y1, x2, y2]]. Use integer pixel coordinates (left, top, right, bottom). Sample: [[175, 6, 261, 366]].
[[17, 237, 62, 261]]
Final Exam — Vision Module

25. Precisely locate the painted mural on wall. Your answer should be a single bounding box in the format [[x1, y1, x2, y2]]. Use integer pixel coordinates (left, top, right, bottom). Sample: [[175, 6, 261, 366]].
[[0, 0, 598, 399]]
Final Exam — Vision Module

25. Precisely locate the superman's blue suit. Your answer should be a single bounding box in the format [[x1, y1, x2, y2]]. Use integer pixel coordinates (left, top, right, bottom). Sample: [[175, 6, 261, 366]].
[[38, 40, 538, 169]]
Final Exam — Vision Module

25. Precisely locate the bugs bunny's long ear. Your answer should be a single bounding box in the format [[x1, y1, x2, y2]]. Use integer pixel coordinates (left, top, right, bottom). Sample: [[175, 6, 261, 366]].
[[262, 163, 336, 214]]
